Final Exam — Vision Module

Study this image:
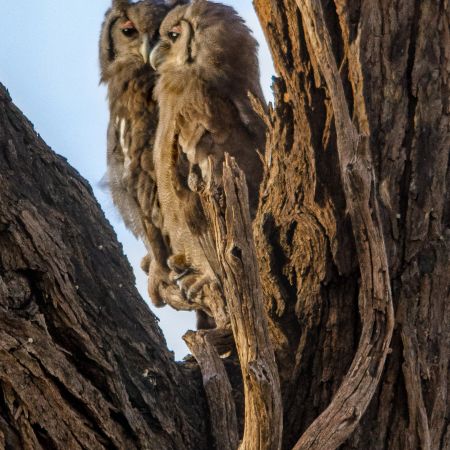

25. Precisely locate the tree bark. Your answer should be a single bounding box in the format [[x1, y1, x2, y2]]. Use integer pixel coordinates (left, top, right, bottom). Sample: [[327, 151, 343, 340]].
[[252, 0, 449, 449], [1, 0, 449, 447], [197, 155, 283, 450], [0, 84, 209, 450]]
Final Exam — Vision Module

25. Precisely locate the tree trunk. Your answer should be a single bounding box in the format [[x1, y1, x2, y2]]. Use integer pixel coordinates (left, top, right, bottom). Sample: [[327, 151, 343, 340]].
[[0, 84, 210, 450], [252, 0, 449, 449], [1, 0, 449, 448]]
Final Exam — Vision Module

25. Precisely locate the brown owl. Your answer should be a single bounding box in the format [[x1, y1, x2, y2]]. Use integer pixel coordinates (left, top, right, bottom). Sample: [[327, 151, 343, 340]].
[[100, 0, 185, 308], [149, 0, 266, 326]]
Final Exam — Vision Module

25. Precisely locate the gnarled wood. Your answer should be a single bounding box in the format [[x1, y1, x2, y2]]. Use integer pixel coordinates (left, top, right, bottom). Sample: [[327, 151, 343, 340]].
[[291, 1, 394, 448], [184, 330, 239, 450], [200, 155, 283, 450], [252, 0, 449, 449]]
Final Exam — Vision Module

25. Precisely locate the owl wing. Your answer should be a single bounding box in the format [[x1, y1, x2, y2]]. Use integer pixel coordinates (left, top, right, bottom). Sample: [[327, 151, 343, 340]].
[[106, 118, 147, 239], [173, 93, 264, 280], [106, 111, 172, 297], [176, 92, 265, 217]]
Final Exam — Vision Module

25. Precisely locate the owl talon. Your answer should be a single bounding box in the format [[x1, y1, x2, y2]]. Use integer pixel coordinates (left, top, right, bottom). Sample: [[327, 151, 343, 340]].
[[186, 275, 216, 302], [167, 254, 189, 272], [173, 268, 192, 281]]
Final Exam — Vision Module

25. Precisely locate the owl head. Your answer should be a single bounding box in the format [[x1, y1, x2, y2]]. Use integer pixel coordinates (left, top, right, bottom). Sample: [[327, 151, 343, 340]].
[[100, 0, 179, 83], [149, 0, 261, 95]]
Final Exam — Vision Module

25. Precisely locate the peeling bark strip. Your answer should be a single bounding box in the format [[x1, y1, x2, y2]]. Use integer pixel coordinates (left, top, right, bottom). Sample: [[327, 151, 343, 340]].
[[291, 1, 394, 449], [200, 155, 283, 450]]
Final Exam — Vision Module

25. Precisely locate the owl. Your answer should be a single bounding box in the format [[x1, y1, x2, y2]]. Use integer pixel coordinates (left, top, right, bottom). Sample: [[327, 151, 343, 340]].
[[99, 0, 186, 308], [149, 0, 266, 326]]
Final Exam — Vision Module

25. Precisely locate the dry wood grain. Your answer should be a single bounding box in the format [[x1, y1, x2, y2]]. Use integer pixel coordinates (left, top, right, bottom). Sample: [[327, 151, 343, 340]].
[[184, 329, 239, 450], [252, 0, 448, 449], [290, 1, 394, 448], [199, 155, 283, 450]]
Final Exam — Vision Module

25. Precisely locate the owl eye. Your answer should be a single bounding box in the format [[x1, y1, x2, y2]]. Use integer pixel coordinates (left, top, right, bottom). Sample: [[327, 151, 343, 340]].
[[120, 20, 137, 37], [122, 27, 137, 37], [168, 25, 182, 42], [168, 31, 180, 42]]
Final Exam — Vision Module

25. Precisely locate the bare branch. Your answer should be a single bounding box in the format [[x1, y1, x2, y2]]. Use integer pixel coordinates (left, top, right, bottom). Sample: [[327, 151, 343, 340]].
[[200, 155, 283, 450]]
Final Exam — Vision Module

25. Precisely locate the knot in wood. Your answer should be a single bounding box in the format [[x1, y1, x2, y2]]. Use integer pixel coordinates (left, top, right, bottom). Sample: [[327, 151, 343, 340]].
[[230, 245, 242, 260]]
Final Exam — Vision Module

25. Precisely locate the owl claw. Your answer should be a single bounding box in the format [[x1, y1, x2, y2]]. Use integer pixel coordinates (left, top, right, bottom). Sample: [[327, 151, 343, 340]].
[[173, 268, 192, 281], [186, 275, 216, 303]]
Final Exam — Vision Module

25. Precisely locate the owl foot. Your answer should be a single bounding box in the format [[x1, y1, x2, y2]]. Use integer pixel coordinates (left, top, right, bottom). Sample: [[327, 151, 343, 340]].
[[166, 255, 224, 325], [167, 254, 191, 275], [184, 274, 218, 303], [159, 284, 197, 311], [173, 268, 193, 281]]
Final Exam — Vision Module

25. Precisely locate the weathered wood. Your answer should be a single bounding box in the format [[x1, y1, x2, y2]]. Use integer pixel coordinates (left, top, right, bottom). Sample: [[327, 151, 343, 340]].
[[289, 1, 394, 448], [252, 0, 449, 449], [200, 155, 283, 450], [0, 83, 209, 450], [1, 0, 449, 447], [184, 330, 239, 450]]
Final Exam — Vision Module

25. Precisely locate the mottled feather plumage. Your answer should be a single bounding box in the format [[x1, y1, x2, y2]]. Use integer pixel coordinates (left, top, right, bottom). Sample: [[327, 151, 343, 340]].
[[100, 0, 181, 307], [150, 0, 266, 324]]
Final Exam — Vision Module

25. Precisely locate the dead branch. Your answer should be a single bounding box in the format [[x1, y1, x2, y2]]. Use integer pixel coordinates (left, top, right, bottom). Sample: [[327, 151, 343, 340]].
[[198, 155, 283, 450]]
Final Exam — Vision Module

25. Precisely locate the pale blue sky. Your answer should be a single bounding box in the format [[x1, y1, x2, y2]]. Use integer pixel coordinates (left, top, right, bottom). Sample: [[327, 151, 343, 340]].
[[0, 1, 274, 358]]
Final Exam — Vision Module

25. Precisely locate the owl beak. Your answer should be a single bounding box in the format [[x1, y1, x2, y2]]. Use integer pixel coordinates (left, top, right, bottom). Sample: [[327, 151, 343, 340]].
[[140, 34, 150, 64], [150, 43, 164, 71]]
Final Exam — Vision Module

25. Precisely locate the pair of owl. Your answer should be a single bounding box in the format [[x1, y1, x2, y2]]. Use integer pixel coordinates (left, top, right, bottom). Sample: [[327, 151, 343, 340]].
[[100, 0, 265, 329]]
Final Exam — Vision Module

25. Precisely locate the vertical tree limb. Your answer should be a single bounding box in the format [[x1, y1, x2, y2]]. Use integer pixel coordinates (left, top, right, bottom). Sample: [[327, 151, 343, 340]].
[[291, 1, 395, 449], [199, 155, 283, 450]]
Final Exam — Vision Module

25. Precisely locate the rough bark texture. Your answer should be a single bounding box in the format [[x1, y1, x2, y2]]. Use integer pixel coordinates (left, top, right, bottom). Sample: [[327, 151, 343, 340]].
[[252, 0, 449, 449], [290, 0, 395, 447], [1, 0, 449, 448], [0, 84, 209, 450], [198, 155, 283, 450], [184, 329, 239, 450]]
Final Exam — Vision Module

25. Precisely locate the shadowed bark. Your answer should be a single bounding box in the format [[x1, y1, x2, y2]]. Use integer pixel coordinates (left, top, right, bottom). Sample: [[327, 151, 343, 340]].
[[0, 84, 209, 450], [252, 0, 449, 449]]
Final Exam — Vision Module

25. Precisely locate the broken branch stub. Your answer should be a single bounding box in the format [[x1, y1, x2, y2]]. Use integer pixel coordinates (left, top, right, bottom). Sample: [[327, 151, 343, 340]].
[[183, 330, 239, 450]]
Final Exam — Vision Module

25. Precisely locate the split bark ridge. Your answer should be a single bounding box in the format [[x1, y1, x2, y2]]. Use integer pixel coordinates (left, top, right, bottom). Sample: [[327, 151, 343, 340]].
[[184, 329, 239, 450], [189, 155, 283, 450], [291, 1, 394, 448]]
